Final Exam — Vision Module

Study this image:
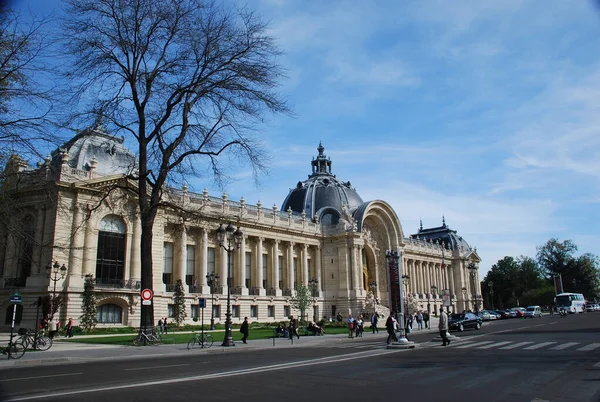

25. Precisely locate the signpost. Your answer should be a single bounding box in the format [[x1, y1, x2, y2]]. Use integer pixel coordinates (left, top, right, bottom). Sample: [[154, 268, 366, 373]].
[[9, 291, 22, 346], [199, 298, 206, 348], [141, 289, 153, 306]]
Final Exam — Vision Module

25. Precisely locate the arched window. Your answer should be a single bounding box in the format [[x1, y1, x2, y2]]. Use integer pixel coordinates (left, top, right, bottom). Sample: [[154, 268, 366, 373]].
[[96, 303, 123, 324], [15, 215, 34, 286], [96, 215, 126, 287]]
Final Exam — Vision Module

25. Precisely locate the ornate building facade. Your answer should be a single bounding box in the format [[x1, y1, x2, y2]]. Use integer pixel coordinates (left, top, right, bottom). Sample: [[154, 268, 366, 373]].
[[0, 125, 482, 329]]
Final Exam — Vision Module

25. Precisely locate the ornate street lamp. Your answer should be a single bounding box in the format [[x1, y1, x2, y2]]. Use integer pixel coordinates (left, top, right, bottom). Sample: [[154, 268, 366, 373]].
[[428, 284, 437, 318], [216, 223, 243, 347], [46, 261, 67, 320], [205, 272, 220, 331], [467, 262, 479, 313], [386, 250, 411, 346]]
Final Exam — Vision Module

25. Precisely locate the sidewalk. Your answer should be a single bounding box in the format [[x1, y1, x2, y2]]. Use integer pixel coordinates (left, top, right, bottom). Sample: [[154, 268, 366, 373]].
[[0, 316, 442, 369]]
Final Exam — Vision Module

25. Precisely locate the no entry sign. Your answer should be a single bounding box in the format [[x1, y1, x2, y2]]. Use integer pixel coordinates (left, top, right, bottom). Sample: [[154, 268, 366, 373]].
[[141, 289, 153, 301]]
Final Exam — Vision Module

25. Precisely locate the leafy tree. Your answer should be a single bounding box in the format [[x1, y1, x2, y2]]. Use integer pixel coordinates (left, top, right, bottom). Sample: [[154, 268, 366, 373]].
[[289, 284, 314, 324], [172, 279, 187, 327], [79, 275, 98, 332], [41, 294, 64, 321], [61, 0, 289, 331]]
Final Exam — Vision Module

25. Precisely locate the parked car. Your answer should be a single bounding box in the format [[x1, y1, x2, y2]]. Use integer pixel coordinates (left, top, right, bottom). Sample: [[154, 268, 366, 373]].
[[510, 307, 526, 318], [479, 310, 497, 321], [494, 310, 511, 319], [585, 303, 599, 312], [524, 305, 542, 318], [449, 312, 483, 332], [488, 311, 501, 319]]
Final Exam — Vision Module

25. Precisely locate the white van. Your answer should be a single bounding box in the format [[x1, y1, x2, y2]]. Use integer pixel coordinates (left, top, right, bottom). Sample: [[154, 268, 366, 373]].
[[524, 305, 542, 318]]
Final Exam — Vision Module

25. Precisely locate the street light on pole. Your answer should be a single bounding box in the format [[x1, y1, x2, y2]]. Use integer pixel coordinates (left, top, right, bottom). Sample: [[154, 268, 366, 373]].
[[467, 262, 479, 313], [205, 272, 219, 331], [462, 287, 467, 312], [216, 223, 243, 347], [46, 261, 67, 320], [385, 250, 413, 347]]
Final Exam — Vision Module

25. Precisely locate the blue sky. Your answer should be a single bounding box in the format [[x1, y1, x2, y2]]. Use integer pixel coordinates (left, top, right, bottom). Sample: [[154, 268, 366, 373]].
[[11, 0, 600, 279]]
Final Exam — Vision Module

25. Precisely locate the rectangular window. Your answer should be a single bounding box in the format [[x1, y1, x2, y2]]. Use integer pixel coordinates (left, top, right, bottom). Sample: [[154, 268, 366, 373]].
[[232, 305, 240, 318], [213, 305, 220, 319], [207, 247, 215, 275], [163, 243, 174, 284], [250, 305, 258, 318], [278, 256, 284, 289], [186, 245, 195, 287], [245, 252, 251, 289], [191, 304, 199, 319], [293, 257, 298, 288], [268, 305, 275, 318], [168, 304, 175, 318], [284, 305, 291, 318], [262, 254, 268, 289]]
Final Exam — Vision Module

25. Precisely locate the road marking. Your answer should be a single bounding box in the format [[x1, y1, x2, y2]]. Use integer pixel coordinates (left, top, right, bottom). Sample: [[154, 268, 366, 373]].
[[124, 364, 190, 371], [498, 341, 534, 350], [454, 341, 494, 349], [548, 342, 579, 350], [2, 348, 407, 401], [593, 362, 600, 368], [476, 341, 513, 349], [0, 373, 82, 382], [577, 343, 600, 352], [523, 342, 556, 350], [534, 324, 545, 327]]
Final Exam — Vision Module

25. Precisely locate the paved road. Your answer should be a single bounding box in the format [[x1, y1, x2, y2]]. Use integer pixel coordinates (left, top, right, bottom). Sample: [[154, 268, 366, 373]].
[[0, 313, 598, 402]]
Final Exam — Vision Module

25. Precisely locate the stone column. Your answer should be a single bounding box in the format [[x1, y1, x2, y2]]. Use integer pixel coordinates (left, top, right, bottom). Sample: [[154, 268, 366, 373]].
[[68, 203, 84, 278], [199, 228, 208, 290], [256, 236, 264, 289], [302, 243, 309, 286], [315, 245, 322, 294], [418, 260, 424, 294], [287, 242, 295, 290], [130, 209, 141, 283], [272, 240, 281, 294], [32, 206, 45, 274], [351, 245, 360, 291], [239, 235, 247, 289], [177, 224, 187, 283], [82, 216, 95, 277]]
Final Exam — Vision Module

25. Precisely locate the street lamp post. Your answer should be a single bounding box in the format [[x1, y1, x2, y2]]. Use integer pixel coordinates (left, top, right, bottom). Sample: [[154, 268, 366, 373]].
[[462, 287, 468, 312], [308, 278, 318, 322], [216, 223, 243, 347], [467, 262, 479, 313], [46, 261, 67, 320], [205, 272, 220, 331], [401, 274, 410, 313], [428, 284, 437, 318]]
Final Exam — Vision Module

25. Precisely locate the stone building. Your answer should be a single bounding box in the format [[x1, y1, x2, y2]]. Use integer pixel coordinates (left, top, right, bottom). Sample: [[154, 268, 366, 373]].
[[0, 124, 482, 329]]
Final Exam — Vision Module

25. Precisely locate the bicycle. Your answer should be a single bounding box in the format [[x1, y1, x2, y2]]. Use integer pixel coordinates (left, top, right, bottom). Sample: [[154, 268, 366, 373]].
[[132, 329, 161, 346], [1, 338, 26, 359], [17, 328, 52, 351], [187, 332, 214, 349]]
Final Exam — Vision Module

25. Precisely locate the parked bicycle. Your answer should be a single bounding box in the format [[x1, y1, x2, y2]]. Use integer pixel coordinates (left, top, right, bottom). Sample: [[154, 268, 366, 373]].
[[1, 338, 26, 359], [132, 329, 161, 346], [187, 332, 214, 349], [17, 328, 52, 351]]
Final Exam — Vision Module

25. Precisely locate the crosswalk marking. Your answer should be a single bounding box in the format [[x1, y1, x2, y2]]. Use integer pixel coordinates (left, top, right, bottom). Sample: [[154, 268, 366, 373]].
[[477, 341, 513, 349], [454, 341, 494, 349], [549, 342, 579, 350], [523, 342, 556, 350], [498, 341, 534, 350], [578, 343, 600, 351]]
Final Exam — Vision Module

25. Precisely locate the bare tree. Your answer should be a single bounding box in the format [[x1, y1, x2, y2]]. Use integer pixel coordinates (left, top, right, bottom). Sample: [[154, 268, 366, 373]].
[[61, 0, 289, 331]]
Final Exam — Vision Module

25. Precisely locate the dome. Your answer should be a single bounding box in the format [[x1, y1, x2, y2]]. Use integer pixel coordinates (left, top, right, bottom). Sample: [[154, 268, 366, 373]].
[[410, 217, 472, 251], [281, 143, 363, 224]]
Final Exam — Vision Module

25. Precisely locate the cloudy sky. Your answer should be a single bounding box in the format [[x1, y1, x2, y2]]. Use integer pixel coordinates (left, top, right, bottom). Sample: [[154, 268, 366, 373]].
[[12, 0, 600, 279]]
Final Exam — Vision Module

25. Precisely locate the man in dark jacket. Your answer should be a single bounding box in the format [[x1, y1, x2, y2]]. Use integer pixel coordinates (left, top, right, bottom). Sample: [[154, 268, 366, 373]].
[[385, 313, 398, 344], [240, 317, 249, 344], [289, 315, 299, 340]]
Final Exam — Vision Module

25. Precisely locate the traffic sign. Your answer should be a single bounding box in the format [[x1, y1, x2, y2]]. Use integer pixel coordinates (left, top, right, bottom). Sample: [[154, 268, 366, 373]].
[[10, 291, 22, 305], [141, 288, 153, 301], [198, 298, 206, 308]]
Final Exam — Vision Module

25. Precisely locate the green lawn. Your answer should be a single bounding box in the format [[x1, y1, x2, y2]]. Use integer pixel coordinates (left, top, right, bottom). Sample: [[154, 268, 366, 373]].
[[62, 326, 352, 346]]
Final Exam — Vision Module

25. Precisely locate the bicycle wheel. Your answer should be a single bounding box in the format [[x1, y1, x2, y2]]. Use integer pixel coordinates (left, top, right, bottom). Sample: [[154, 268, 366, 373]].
[[8, 340, 26, 359], [35, 336, 52, 351], [147, 334, 160, 346], [132, 335, 143, 346], [187, 337, 198, 350], [16, 336, 30, 350], [202, 334, 214, 348]]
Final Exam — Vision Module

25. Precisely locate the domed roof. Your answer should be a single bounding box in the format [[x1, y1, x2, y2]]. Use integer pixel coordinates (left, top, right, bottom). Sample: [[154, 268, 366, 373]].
[[410, 217, 472, 251], [281, 143, 363, 224]]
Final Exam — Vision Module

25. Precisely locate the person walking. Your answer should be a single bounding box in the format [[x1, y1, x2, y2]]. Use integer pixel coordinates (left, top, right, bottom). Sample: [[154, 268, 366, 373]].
[[289, 315, 300, 340], [347, 314, 354, 338], [157, 318, 164, 334], [423, 311, 430, 329], [371, 312, 379, 334], [163, 317, 168, 334], [385, 313, 398, 344], [48, 319, 57, 339], [65, 318, 74, 338], [240, 317, 249, 343], [439, 308, 450, 346], [417, 312, 423, 330]]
